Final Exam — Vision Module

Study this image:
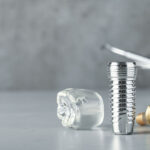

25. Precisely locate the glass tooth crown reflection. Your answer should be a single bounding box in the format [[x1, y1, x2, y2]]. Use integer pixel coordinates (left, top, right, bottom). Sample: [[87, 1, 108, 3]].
[[57, 88, 104, 129]]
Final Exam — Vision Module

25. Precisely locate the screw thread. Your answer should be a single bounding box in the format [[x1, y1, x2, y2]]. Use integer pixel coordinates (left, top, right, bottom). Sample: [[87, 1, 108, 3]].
[[108, 62, 137, 134]]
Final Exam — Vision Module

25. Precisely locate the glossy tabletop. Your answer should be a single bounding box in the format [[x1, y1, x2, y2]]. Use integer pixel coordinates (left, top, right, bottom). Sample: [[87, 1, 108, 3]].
[[0, 90, 150, 150]]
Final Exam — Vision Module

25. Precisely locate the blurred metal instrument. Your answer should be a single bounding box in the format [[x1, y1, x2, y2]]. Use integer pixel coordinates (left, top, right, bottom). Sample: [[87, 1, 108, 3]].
[[102, 44, 150, 69]]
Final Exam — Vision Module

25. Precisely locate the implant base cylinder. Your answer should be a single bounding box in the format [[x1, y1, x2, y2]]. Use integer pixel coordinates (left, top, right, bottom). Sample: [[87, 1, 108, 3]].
[[108, 62, 137, 135]]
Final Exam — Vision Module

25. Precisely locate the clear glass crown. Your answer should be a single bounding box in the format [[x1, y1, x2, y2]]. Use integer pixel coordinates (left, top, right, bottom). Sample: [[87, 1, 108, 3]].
[[57, 88, 104, 129]]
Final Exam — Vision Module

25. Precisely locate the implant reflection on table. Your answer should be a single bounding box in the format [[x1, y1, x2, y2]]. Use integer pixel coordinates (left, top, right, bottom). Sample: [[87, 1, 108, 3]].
[[0, 90, 150, 150]]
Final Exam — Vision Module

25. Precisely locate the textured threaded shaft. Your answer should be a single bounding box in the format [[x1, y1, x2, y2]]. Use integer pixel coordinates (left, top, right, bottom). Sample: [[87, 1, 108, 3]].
[[108, 62, 137, 135]]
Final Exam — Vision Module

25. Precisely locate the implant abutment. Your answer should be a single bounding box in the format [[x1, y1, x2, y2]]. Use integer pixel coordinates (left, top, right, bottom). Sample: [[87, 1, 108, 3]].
[[136, 106, 150, 126]]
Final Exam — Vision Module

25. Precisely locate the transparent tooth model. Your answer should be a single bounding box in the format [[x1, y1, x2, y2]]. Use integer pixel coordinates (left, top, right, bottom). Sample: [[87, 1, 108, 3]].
[[108, 62, 137, 134], [57, 88, 104, 129]]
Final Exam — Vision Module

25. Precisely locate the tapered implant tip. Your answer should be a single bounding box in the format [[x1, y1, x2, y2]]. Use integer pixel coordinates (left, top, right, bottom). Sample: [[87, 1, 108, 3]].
[[136, 105, 150, 126], [136, 112, 146, 126], [145, 106, 150, 124]]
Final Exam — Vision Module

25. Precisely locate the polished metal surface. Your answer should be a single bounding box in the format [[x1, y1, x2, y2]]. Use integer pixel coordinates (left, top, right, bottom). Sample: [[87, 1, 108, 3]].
[[108, 62, 137, 134], [0, 90, 150, 150], [103, 44, 150, 69], [136, 105, 150, 126]]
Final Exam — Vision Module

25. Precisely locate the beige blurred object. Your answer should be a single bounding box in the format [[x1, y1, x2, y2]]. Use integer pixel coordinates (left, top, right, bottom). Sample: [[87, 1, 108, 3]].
[[136, 106, 150, 126]]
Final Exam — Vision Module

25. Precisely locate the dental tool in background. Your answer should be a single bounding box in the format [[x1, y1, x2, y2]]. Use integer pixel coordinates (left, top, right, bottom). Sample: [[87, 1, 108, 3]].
[[101, 44, 150, 69]]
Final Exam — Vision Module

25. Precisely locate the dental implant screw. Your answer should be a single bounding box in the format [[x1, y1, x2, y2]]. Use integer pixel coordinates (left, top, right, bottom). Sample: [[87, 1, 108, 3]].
[[108, 62, 137, 135]]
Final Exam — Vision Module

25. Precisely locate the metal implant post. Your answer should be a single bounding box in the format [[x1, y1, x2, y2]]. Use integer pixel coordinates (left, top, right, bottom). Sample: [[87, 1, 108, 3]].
[[108, 62, 137, 135]]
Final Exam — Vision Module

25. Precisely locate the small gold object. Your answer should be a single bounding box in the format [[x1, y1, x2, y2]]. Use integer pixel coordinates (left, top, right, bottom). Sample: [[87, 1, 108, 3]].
[[136, 106, 150, 126]]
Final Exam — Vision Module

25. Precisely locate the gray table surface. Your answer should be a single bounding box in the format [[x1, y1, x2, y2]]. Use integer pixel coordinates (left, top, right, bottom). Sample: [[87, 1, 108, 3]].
[[0, 89, 150, 150]]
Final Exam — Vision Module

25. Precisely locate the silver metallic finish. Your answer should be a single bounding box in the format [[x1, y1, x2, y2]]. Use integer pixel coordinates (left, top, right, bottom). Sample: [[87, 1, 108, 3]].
[[102, 44, 150, 69], [108, 62, 137, 135]]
